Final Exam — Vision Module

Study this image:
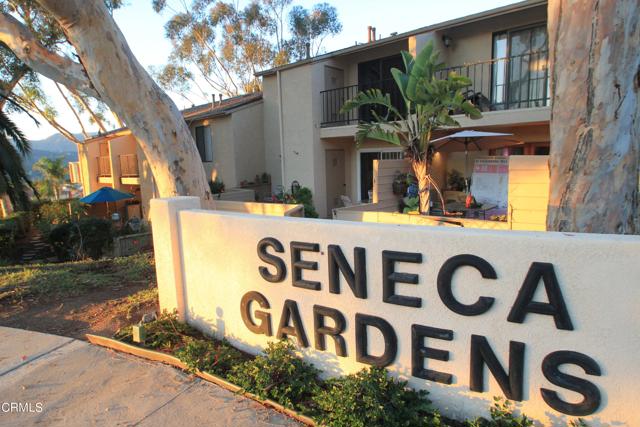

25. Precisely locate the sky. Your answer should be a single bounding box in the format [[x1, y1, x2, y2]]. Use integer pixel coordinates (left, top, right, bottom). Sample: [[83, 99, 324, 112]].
[[12, 0, 521, 141]]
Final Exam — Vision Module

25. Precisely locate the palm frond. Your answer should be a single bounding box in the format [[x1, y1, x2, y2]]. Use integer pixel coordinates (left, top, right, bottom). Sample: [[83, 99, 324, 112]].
[[355, 122, 403, 147], [0, 109, 31, 156]]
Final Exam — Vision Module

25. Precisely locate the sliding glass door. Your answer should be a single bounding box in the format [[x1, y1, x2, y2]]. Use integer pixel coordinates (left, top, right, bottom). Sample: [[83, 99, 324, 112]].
[[492, 25, 549, 110]]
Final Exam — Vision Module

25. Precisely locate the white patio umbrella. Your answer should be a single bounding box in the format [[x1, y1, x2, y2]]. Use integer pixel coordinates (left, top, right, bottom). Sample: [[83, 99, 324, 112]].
[[431, 130, 516, 192]]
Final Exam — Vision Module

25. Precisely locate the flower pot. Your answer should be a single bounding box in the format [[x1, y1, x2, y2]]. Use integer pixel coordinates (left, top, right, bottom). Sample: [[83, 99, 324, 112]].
[[392, 181, 408, 195]]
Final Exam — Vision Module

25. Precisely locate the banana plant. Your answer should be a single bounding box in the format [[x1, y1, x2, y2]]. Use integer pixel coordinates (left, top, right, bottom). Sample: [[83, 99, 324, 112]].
[[340, 41, 481, 214]]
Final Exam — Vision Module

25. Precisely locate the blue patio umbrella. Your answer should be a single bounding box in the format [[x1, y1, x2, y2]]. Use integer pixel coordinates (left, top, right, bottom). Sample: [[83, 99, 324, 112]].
[[80, 187, 134, 216], [80, 187, 134, 203]]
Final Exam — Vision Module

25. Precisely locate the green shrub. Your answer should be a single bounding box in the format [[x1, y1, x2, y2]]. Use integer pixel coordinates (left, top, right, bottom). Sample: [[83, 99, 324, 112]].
[[276, 186, 319, 218], [0, 228, 17, 261], [227, 340, 321, 410], [313, 367, 432, 427], [175, 337, 244, 376], [0, 211, 31, 261], [466, 398, 533, 427], [114, 311, 202, 351], [48, 217, 112, 260], [35, 199, 87, 234], [294, 187, 319, 218], [5, 211, 31, 237], [209, 179, 225, 195]]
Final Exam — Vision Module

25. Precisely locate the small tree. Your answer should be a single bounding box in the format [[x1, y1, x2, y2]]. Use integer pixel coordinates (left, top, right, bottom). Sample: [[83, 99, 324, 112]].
[[33, 156, 67, 200], [341, 42, 481, 214]]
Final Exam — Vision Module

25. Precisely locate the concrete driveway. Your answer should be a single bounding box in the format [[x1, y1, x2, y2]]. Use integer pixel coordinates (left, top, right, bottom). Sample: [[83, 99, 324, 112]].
[[0, 327, 301, 426]]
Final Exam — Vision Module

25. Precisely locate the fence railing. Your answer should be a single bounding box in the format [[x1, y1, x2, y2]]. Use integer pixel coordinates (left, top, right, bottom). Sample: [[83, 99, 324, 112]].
[[97, 156, 111, 177], [119, 154, 139, 177], [320, 51, 550, 127], [113, 231, 153, 257]]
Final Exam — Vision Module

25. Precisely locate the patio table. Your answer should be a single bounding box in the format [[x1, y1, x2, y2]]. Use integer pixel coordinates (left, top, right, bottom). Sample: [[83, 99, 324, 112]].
[[444, 202, 497, 220]]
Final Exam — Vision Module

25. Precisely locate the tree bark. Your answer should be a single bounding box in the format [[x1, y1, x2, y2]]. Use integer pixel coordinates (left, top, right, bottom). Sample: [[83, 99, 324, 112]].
[[547, 0, 639, 234], [0, 13, 98, 98], [35, 0, 211, 202], [412, 160, 431, 214]]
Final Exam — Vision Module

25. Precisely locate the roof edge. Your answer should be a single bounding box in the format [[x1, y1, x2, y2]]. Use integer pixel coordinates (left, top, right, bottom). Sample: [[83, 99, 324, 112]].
[[256, 0, 546, 77]]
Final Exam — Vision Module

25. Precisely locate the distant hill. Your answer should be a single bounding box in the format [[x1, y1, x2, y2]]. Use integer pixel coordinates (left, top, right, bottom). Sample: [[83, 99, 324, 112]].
[[26, 134, 81, 179], [29, 133, 82, 154]]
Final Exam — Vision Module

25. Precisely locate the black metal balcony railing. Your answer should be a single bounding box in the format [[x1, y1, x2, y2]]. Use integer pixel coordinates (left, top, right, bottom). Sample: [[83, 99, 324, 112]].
[[320, 78, 406, 127], [320, 51, 550, 127], [97, 156, 111, 177], [119, 154, 139, 177]]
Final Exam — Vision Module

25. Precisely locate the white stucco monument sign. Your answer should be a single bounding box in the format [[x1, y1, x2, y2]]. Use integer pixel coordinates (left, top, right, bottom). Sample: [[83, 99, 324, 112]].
[[152, 197, 640, 426]]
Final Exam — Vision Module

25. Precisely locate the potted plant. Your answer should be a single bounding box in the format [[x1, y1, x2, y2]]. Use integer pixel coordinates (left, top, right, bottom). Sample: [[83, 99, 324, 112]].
[[392, 172, 409, 195]]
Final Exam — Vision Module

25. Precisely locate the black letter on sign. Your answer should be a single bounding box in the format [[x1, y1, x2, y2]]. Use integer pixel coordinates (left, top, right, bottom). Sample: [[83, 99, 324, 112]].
[[290, 241, 321, 291], [411, 324, 454, 384], [257, 238, 286, 283], [437, 254, 497, 316], [507, 262, 574, 330], [355, 313, 397, 367], [328, 245, 367, 299], [276, 299, 309, 347], [240, 291, 272, 336], [382, 250, 422, 307], [541, 351, 602, 416], [313, 305, 347, 357], [469, 335, 525, 401]]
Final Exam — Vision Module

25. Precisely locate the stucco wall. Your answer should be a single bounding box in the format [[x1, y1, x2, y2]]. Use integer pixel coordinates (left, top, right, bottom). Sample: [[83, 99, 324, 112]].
[[508, 155, 549, 231], [231, 102, 265, 185], [261, 75, 283, 190], [107, 135, 137, 191], [77, 140, 101, 195], [414, 5, 548, 67], [152, 197, 640, 427]]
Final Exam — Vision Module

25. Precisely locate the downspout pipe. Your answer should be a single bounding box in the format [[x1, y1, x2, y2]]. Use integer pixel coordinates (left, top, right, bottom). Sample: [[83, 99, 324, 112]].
[[277, 69, 286, 188]]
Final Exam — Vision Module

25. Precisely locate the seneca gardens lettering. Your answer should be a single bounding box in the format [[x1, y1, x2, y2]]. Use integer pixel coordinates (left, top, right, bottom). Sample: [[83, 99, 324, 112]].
[[240, 238, 602, 417]]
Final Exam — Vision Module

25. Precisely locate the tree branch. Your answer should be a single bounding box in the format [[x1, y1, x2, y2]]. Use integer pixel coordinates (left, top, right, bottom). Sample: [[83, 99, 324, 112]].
[[70, 89, 107, 132], [0, 12, 98, 98], [55, 82, 89, 138]]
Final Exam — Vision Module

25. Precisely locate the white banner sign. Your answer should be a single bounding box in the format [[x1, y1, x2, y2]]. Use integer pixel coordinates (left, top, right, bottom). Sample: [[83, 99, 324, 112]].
[[152, 197, 640, 427], [470, 157, 509, 208]]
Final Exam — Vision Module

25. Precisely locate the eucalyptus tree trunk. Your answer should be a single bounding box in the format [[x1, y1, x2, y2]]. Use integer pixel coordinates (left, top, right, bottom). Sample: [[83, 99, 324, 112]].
[[546, 0, 639, 234], [412, 160, 431, 214], [0, 1, 211, 203]]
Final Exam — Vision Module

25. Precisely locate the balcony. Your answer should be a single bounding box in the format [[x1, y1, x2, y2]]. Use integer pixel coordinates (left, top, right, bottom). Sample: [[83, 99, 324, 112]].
[[320, 51, 549, 128], [97, 156, 111, 177], [119, 154, 139, 177]]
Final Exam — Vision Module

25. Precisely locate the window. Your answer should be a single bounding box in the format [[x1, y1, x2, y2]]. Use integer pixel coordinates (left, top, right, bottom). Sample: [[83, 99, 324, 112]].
[[194, 125, 213, 162], [492, 24, 549, 110]]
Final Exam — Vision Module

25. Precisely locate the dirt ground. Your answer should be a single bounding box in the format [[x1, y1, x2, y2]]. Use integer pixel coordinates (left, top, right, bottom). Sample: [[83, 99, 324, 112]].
[[0, 282, 157, 340]]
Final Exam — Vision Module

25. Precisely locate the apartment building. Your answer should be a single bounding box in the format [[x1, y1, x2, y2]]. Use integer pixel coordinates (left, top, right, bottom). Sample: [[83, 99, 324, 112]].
[[258, 0, 550, 217], [69, 93, 264, 219]]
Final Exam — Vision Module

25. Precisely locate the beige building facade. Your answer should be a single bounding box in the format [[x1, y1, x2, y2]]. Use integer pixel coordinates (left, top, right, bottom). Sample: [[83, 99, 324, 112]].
[[70, 93, 265, 219], [258, 0, 551, 217], [70, 0, 551, 221]]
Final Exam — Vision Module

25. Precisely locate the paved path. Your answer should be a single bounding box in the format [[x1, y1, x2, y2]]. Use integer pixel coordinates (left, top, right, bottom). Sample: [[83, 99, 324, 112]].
[[0, 327, 301, 426]]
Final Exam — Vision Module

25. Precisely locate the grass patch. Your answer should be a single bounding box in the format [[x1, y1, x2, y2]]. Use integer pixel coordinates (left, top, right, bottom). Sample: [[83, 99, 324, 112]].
[[0, 253, 155, 301]]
